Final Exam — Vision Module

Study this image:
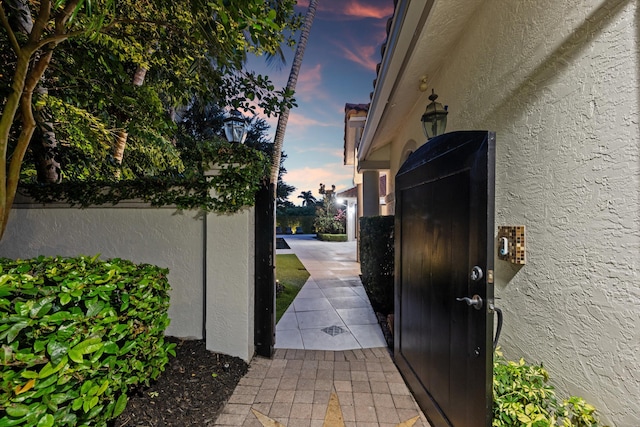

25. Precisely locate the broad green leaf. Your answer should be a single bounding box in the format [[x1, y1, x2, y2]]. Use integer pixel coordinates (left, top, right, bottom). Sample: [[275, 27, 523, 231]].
[[36, 414, 54, 427], [59, 293, 72, 306], [47, 341, 69, 365], [72, 337, 101, 353], [112, 393, 128, 418], [102, 341, 119, 354], [34, 374, 57, 390], [30, 297, 55, 318], [87, 385, 100, 396], [96, 380, 109, 396], [38, 356, 68, 379], [68, 348, 83, 364], [21, 370, 39, 379], [86, 404, 104, 419], [5, 403, 30, 417], [118, 340, 136, 355], [81, 380, 93, 395], [72, 397, 83, 411], [85, 299, 104, 317], [0, 415, 28, 427], [5, 321, 28, 343]]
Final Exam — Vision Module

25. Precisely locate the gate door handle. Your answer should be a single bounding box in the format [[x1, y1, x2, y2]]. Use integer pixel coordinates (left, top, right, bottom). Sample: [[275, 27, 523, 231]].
[[456, 294, 483, 310]]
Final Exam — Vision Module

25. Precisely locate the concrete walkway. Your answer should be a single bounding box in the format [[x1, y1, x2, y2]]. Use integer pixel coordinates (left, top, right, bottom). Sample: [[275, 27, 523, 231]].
[[275, 235, 386, 350], [214, 235, 430, 426]]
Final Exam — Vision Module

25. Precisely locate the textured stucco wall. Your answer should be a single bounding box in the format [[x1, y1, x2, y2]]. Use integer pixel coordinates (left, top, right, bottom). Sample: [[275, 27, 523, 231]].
[[205, 208, 255, 362], [0, 204, 205, 339], [388, 0, 639, 424]]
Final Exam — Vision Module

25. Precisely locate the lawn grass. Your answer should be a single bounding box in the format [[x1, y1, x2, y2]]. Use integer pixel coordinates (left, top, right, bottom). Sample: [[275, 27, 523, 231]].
[[275, 254, 310, 322]]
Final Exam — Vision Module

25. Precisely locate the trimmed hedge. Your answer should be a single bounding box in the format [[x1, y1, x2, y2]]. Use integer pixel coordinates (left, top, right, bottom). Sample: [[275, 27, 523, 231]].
[[276, 216, 315, 234], [359, 216, 394, 314], [317, 233, 348, 242], [0, 255, 175, 427]]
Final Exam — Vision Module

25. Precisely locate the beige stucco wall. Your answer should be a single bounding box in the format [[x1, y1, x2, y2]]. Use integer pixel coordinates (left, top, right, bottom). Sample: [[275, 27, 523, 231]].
[[386, 1, 639, 424], [0, 201, 257, 362], [205, 208, 255, 361]]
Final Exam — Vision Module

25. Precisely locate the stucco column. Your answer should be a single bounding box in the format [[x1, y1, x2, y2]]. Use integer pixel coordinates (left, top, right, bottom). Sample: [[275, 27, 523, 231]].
[[362, 170, 380, 217], [205, 208, 255, 362], [346, 199, 356, 241], [204, 165, 255, 362]]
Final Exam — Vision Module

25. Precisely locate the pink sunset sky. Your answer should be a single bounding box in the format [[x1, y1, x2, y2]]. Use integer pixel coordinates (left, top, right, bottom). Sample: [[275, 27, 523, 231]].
[[246, 0, 393, 204]]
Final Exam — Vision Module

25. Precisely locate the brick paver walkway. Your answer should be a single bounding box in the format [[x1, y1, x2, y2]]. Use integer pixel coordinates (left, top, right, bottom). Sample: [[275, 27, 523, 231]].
[[214, 348, 429, 427]]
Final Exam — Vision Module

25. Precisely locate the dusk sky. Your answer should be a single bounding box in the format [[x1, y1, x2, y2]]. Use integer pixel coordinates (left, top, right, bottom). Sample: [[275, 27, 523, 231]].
[[246, 0, 394, 204]]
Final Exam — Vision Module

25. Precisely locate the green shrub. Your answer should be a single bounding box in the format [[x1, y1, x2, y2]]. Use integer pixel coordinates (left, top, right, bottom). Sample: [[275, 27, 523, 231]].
[[314, 197, 345, 234], [493, 349, 606, 427], [359, 215, 394, 314], [276, 215, 315, 234], [316, 233, 347, 242], [0, 255, 176, 427]]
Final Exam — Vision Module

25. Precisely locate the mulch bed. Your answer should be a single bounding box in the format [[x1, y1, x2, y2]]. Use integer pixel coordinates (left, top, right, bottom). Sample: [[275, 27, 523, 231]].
[[112, 337, 248, 427]]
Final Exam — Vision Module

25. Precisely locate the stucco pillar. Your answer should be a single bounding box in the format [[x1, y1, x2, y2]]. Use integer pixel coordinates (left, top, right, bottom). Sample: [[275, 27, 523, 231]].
[[205, 208, 255, 362], [346, 199, 356, 241], [204, 165, 255, 362], [362, 170, 380, 217]]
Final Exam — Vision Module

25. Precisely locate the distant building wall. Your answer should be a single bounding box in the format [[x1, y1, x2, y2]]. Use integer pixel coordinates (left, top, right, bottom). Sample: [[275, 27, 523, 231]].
[[386, 1, 638, 424], [0, 198, 256, 362]]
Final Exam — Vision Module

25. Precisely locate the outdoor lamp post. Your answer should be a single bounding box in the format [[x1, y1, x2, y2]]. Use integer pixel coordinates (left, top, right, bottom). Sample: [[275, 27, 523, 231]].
[[223, 109, 248, 143], [421, 89, 448, 139]]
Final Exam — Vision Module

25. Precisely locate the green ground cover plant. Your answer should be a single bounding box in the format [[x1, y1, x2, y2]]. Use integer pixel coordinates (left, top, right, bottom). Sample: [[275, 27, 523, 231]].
[[0, 255, 175, 427], [317, 233, 347, 242], [275, 254, 309, 322], [493, 349, 606, 427]]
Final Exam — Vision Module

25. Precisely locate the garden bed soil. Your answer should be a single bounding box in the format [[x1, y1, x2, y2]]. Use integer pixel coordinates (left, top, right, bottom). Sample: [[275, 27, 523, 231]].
[[112, 337, 248, 427]]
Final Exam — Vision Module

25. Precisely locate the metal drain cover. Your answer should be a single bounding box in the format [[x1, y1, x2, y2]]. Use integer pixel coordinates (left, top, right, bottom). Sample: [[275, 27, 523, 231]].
[[321, 325, 346, 336]]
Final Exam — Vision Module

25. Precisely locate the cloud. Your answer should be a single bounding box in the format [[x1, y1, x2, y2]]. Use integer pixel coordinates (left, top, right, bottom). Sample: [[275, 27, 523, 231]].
[[293, 145, 343, 160], [299, 1, 393, 20], [287, 111, 334, 128], [295, 63, 324, 101], [343, 1, 394, 19], [337, 43, 378, 71], [284, 165, 354, 202]]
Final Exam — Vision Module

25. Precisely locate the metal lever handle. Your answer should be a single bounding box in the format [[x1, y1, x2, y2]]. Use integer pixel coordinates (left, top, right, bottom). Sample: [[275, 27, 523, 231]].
[[456, 294, 483, 310]]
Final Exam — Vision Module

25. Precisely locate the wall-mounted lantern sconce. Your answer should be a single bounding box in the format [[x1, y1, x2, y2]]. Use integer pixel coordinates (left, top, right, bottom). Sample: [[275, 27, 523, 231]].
[[223, 109, 248, 143], [421, 89, 448, 139]]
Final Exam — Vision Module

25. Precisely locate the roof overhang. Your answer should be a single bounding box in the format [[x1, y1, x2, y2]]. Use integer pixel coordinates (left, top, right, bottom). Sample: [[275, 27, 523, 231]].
[[344, 104, 369, 165], [358, 0, 485, 163]]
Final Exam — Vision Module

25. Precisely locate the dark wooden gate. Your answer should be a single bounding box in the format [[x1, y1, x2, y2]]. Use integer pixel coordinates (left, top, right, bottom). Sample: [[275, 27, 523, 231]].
[[254, 182, 275, 357], [394, 131, 495, 427]]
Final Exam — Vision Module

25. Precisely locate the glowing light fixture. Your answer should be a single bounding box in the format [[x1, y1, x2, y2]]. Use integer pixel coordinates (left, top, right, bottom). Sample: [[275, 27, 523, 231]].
[[223, 109, 248, 143], [421, 89, 448, 139]]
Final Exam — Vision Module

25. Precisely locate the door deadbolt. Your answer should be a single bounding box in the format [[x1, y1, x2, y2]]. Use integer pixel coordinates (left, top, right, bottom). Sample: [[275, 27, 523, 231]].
[[470, 266, 484, 282]]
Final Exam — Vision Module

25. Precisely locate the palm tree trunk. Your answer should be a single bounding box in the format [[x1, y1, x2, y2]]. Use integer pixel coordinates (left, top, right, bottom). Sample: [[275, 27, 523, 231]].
[[269, 0, 318, 184], [113, 130, 128, 179], [132, 66, 147, 86], [112, 66, 146, 179], [33, 88, 62, 183]]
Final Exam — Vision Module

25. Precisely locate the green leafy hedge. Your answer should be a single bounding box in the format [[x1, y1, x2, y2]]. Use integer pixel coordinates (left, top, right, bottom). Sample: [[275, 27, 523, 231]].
[[0, 256, 176, 427], [317, 233, 347, 242], [359, 215, 394, 314], [20, 140, 270, 214], [493, 349, 606, 427]]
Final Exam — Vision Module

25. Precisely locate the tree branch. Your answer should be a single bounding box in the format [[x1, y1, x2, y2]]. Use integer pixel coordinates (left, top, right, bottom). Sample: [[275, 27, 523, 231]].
[[55, 0, 80, 33], [0, 2, 22, 54], [28, 0, 51, 44], [3, 49, 54, 237]]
